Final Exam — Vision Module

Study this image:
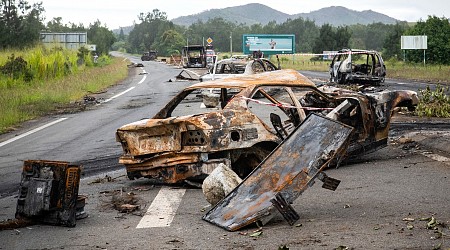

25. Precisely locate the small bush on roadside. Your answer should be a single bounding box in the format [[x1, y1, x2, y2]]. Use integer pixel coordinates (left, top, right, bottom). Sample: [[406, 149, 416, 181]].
[[415, 85, 450, 118], [0, 54, 33, 81]]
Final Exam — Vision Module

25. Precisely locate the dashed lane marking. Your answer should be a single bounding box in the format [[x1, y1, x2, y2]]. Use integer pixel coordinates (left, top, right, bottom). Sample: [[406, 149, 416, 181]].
[[103, 86, 135, 103], [421, 152, 450, 166], [0, 118, 68, 148], [136, 187, 186, 228]]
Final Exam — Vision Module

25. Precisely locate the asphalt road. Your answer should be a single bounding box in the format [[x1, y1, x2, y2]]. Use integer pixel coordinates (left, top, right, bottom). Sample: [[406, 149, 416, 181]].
[[0, 52, 192, 197], [0, 54, 449, 249]]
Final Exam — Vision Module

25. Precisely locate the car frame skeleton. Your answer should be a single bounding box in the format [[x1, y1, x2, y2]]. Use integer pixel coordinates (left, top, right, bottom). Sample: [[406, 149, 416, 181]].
[[329, 49, 386, 85], [116, 69, 418, 185], [199, 58, 279, 82]]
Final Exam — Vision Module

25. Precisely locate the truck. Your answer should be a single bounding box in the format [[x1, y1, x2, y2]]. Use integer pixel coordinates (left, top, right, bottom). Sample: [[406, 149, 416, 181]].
[[141, 50, 157, 61], [181, 45, 207, 68]]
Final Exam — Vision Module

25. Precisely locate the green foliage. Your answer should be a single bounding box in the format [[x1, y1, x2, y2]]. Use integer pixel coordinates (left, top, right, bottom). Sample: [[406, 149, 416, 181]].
[[0, 54, 33, 81], [87, 20, 116, 55], [0, 0, 45, 49], [405, 16, 450, 64], [128, 9, 174, 54], [382, 22, 409, 59], [313, 24, 350, 53], [153, 29, 185, 56], [416, 85, 450, 118], [0, 47, 126, 133]]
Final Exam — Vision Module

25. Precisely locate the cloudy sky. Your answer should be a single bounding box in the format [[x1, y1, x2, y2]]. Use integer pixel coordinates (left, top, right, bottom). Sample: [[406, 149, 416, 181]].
[[30, 0, 449, 29]]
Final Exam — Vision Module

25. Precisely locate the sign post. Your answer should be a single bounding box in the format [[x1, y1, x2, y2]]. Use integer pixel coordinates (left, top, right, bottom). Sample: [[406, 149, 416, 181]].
[[401, 35, 427, 65], [242, 34, 295, 57]]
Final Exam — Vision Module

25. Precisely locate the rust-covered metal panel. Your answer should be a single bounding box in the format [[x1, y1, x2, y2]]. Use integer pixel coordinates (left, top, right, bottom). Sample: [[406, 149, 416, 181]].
[[16, 160, 81, 227], [202, 114, 354, 231], [187, 69, 316, 90]]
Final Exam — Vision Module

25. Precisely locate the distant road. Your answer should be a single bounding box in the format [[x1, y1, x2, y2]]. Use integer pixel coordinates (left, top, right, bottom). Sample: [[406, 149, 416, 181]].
[[0, 53, 191, 197]]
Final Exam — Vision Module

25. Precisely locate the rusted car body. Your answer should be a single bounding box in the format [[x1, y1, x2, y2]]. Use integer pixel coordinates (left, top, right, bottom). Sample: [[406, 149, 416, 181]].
[[116, 69, 418, 183], [199, 58, 279, 82], [329, 49, 386, 85]]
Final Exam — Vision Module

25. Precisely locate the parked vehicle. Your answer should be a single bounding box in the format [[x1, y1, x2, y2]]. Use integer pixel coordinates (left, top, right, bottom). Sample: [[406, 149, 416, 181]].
[[329, 49, 386, 85], [141, 50, 157, 61], [116, 69, 417, 184]]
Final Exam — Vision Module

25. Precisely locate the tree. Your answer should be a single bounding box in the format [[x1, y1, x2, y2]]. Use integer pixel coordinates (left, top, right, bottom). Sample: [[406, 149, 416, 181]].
[[87, 20, 116, 55], [335, 26, 351, 49], [153, 29, 185, 55], [313, 24, 337, 53], [405, 16, 450, 64], [0, 0, 45, 48], [382, 22, 408, 60], [128, 9, 174, 53]]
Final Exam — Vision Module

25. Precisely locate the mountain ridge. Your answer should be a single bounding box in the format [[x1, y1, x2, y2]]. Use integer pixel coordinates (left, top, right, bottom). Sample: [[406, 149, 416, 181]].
[[171, 4, 400, 27]]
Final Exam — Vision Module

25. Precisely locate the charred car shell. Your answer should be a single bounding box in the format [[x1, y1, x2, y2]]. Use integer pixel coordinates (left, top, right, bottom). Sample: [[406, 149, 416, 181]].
[[329, 49, 386, 85], [116, 69, 417, 184], [199, 58, 279, 82]]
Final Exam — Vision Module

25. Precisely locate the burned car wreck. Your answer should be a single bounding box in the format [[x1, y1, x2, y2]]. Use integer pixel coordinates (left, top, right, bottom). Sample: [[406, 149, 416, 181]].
[[329, 49, 386, 85], [199, 58, 279, 82], [116, 69, 417, 184]]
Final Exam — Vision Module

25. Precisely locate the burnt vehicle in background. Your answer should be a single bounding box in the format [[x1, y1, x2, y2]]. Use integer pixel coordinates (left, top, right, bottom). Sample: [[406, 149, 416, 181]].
[[329, 49, 386, 85], [116, 69, 417, 184], [141, 50, 157, 61], [199, 58, 279, 82], [181, 45, 207, 68]]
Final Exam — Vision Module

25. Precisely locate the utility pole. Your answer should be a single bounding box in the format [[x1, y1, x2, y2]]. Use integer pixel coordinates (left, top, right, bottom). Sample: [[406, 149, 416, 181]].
[[230, 32, 233, 57]]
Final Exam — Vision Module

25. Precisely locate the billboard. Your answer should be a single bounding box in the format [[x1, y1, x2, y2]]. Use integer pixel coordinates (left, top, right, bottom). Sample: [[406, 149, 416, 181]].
[[401, 36, 427, 50], [40, 32, 87, 50], [243, 34, 295, 56]]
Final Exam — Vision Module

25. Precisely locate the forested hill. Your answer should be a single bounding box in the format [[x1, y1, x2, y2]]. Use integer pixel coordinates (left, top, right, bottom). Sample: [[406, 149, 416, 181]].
[[171, 4, 400, 26]]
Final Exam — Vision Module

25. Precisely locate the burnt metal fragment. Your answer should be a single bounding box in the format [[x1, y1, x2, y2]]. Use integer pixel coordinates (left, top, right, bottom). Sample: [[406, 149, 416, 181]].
[[202, 114, 353, 231], [15, 160, 82, 227]]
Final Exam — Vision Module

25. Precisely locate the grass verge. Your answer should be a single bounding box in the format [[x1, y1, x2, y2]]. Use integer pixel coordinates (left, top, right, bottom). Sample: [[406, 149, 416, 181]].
[[276, 55, 450, 84], [0, 57, 129, 134]]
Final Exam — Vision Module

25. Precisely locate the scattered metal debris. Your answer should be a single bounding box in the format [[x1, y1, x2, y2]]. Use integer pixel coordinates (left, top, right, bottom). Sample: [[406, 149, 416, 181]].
[[175, 69, 200, 81], [127, 63, 144, 68], [15, 160, 83, 227], [202, 114, 354, 231]]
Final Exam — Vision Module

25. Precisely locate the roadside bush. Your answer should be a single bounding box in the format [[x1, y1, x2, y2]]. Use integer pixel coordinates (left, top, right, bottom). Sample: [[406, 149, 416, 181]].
[[0, 54, 33, 81], [416, 85, 450, 118]]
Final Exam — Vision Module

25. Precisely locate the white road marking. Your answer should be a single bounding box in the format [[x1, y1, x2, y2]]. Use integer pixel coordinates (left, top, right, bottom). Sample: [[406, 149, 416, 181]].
[[136, 187, 186, 228], [0, 118, 68, 148], [421, 152, 450, 166], [138, 73, 147, 84], [103, 86, 135, 103]]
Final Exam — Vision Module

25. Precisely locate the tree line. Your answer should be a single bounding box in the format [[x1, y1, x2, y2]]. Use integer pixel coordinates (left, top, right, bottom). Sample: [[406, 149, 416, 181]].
[[0, 0, 115, 55], [118, 9, 449, 64], [1, 1, 449, 65]]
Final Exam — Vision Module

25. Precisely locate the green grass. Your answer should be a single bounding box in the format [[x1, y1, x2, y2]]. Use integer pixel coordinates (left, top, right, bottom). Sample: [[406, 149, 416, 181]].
[[0, 55, 129, 134], [275, 55, 450, 84], [415, 85, 450, 118]]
